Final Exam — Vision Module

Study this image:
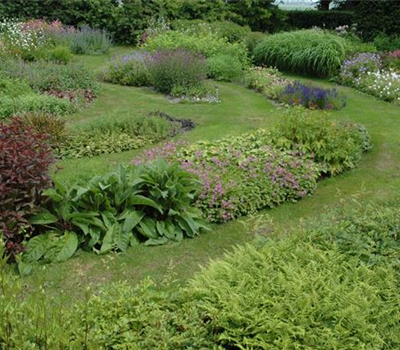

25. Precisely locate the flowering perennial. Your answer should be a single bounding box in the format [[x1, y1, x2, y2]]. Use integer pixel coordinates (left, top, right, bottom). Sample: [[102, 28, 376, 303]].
[[133, 131, 319, 222]]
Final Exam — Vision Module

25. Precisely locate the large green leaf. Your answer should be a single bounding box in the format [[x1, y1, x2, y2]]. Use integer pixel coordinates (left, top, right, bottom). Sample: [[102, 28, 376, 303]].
[[137, 218, 158, 239], [129, 195, 163, 213], [23, 233, 52, 262], [30, 210, 58, 225], [52, 231, 79, 263], [122, 210, 144, 233], [100, 224, 117, 254]]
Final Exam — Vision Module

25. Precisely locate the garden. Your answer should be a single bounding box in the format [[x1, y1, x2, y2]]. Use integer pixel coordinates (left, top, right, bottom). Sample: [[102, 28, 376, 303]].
[[1, 0, 400, 348]]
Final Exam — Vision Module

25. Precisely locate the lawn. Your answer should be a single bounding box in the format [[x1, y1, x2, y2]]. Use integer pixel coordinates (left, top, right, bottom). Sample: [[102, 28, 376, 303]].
[[23, 48, 400, 302]]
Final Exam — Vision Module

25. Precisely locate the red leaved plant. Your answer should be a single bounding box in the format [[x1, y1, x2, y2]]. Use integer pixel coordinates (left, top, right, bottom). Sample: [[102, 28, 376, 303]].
[[0, 118, 54, 259]]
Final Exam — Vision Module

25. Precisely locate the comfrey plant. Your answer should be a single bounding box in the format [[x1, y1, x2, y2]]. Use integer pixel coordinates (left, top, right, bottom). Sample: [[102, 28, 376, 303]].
[[279, 81, 346, 110]]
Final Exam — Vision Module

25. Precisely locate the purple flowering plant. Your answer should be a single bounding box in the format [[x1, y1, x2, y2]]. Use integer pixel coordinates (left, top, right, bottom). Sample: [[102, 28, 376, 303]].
[[339, 53, 382, 85], [279, 81, 346, 110], [133, 130, 319, 223]]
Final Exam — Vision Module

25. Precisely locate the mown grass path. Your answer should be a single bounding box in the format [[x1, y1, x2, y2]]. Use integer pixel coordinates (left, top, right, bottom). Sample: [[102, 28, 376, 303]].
[[25, 49, 400, 300]]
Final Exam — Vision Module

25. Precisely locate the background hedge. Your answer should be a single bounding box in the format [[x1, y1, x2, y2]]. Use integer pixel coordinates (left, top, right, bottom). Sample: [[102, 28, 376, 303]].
[[284, 10, 354, 30]]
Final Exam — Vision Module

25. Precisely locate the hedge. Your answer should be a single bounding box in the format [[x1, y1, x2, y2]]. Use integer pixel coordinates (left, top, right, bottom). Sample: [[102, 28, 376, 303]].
[[284, 10, 355, 30]]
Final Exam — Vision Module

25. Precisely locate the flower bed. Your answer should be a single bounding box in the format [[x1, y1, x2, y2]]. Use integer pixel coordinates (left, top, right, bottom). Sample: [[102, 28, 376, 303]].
[[133, 132, 319, 223]]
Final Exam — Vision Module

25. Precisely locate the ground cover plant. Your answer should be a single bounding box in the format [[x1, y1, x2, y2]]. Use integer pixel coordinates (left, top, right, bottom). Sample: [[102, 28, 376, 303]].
[[254, 29, 349, 77], [56, 111, 188, 159], [2, 200, 400, 349]]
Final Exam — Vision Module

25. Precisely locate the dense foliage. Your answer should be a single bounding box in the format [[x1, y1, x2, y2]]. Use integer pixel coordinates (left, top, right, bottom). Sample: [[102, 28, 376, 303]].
[[0, 118, 53, 258], [24, 161, 208, 266], [354, 1, 400, 41], [150, 49, 207, 95], [0, 0, 279, 44], [143, 30, 248, 66], [57, 112, 184, 159], [134, 132, 320, 222], [284, 10, 355, 30], [254, 29, 348, 77], [269, 107, 371, 175], [2, 200, 400, 348]]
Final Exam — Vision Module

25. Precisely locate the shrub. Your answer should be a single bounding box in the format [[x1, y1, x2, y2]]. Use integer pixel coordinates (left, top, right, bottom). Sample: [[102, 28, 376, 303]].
[[171, 19, 251, 43], [269, 107, 371, 175], [149, 49, 207, 95], [244, 66, 289, 99], [67, 26, 112, 55], [45, 45, 73, 64], [0, 94, 76, 120], [0, 118, 53, 259], [207, 54, 244, 82], [26, 161, 208, 264], [134, 133, 319, 223], [103, 52, 152, 86], [254, 29, 348, 77], [373, 34, 400, 52], [143, 30, 248, 65], [279, 81, 346, 110]]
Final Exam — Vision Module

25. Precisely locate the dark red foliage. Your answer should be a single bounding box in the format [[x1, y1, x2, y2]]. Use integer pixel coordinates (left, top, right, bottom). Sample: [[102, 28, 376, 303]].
[[0, 118, 54, 259]]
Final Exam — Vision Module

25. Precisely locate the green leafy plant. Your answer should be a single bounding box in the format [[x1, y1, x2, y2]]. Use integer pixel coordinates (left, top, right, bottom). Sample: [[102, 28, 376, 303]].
[[0, 77, 33, 97], [56, 112, 181, 159], [143, 30, 248, 65], [25, 162, 208, 265], [0, 94, 76, 120], [207, 54, 244, 82], [269, 107, 371, 175]]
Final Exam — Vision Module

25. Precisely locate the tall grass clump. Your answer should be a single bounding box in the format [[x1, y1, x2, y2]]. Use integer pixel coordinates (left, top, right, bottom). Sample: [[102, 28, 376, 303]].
[[254, 29, 349, 77]]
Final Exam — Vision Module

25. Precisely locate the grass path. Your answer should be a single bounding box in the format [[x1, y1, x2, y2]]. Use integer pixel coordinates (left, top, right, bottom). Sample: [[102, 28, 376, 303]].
[[25, 50, 400, 301]]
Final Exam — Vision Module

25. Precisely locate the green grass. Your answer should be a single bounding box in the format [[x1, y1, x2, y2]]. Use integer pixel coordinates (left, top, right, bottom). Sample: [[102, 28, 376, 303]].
[[24, 48, 400, 302]]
